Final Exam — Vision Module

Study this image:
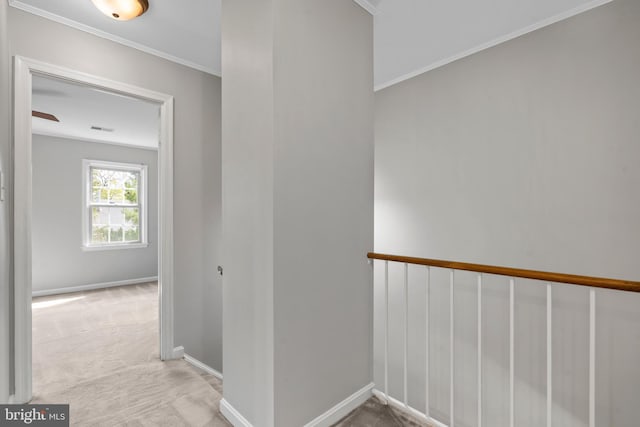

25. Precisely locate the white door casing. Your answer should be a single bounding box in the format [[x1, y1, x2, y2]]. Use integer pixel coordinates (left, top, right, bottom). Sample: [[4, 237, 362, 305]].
[[11, 56, 176, 403]]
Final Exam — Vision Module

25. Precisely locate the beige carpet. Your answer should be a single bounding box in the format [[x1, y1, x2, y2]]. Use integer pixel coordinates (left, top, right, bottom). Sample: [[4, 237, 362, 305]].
[[333, 398, 425, 427], [31, 282, 421, 426], [31, 283, 230, 426]]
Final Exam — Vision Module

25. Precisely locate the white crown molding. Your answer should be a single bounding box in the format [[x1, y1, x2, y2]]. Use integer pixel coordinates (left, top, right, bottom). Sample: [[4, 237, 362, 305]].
[[353, 0, 378, 16], [303, 382, 374, 427], [375, 0, 612, 91], [8, 0, 221, 77], [32, 276, 158, 297], [183, 353, 223, 380]]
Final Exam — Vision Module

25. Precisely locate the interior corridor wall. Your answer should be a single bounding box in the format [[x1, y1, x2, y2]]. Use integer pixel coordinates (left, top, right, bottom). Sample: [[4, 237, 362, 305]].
[[7, 8, 223, 372], [31, 135, 158, 294], [373, 0, 640, 425]]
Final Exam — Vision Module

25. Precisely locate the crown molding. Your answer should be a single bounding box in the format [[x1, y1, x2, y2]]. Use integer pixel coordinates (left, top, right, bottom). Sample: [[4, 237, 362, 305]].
[[8, 0, 221, 77], [375, 0, 612, 91]]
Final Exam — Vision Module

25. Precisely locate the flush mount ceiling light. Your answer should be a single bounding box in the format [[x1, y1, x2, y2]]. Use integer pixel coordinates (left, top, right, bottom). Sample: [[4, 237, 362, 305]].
[[91, 0, 149, 21]]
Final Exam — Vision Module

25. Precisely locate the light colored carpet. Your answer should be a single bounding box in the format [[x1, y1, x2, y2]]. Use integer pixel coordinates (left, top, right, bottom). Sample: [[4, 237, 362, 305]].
[[333, 397, 425, 427], [31, 283, 230, 426], [31, 282, 420, 426]]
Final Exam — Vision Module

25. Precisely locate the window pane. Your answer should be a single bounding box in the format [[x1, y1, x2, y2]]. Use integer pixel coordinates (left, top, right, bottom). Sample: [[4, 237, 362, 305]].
[[90, 207, 140, 245], [91, 187, 108, 203], [124, 173, 138, 189], [109, 207, 124, 225], [123, 207, 139, 226], [91, 168, 139, 204], [124, 189, 138, 204], [92, 168, 116, 188], [87, 164, 143, 246], [92, 207, 110, 225], [92, 225, 109, 243], [110, 226, 123, 242], [124, 227, 140, 242], [109, 188, 124, 203]]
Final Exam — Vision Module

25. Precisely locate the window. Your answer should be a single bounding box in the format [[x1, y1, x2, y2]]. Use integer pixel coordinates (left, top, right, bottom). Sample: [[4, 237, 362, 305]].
[[83, 160, 147, 250]]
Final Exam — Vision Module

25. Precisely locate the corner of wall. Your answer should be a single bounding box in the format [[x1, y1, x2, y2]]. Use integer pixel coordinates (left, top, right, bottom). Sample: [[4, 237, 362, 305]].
[[0, 0, 12, 404]]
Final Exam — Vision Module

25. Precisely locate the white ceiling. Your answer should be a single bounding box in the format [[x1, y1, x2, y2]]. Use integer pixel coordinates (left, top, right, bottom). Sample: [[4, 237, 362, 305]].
[[373, 0, 610, 90], [11, 0, 609, 90], [32, 75, 160, 149], [9, 0, 221, 75]]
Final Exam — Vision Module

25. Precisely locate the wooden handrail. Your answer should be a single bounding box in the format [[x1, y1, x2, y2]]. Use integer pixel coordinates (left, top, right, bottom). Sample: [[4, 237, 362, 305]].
[[367, 252, 640, 293]]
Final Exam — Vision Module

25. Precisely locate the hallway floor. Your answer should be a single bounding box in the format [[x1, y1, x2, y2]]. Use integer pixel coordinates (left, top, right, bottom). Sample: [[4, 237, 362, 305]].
[[31, 283, 420, 426], [32, 282, 229, 426]]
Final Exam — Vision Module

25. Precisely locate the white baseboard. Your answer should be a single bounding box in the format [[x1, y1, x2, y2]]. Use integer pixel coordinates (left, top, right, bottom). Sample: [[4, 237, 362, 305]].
[[172, 346, 185, 359], [219, 382, 373, 427], [31, 276, 158, 297], [304, 382, 374, 427], [372, 389, 447, 427], [220, 398, 253, 427], [183, 353, 223, 379]]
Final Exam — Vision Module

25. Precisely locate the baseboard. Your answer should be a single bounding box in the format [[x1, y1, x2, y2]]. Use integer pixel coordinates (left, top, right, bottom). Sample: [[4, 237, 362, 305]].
[[219, 382, 373, 427], [372, 389, 447, 427], [31, 276, 158, 297], [183, 353, 223, 380], [172, 346, 185, 359], [220, 398, 253, 427], [304, 382, 374, 427]]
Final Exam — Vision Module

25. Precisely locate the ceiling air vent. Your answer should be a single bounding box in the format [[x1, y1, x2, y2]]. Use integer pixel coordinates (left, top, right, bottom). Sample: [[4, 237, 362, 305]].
[[91, 125, 114, 132]]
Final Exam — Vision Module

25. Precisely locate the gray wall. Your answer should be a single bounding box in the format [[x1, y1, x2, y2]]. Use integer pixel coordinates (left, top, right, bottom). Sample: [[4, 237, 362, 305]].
[[222, 0, 373, 425], [7, 8, 223, 372], [272, 1, 373, 426], [31, 135, 158, 293], [374, 1, 640, 426], [0, 0, 12, 403], [221, 0, 276, 423]]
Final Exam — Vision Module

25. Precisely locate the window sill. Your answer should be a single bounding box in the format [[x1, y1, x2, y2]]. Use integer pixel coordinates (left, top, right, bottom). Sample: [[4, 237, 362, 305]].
[[82, 242, 149, 252]]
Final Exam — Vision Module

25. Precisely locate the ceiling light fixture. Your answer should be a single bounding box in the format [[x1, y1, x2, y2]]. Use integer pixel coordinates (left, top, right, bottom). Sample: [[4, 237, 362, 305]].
[[91, 0, 149, 21]]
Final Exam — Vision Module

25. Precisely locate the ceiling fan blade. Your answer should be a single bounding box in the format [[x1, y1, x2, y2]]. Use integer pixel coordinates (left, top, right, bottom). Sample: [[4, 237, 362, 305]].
[[32, 111, 60, 122]]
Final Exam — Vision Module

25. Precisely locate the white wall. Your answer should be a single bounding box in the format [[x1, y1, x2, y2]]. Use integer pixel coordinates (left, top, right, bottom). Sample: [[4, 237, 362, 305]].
[[0, 0, 12, 403], [31, 135, 158, 293], [374, 0, 640, 425], [7, 7, 223, 372]]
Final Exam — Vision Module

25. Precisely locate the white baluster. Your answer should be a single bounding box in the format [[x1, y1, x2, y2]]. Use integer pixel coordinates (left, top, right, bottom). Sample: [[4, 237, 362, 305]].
[[426, 266, 431, 418], [510, 278, 515, 427], [547, 283, 552, 427], [404, 263, 409, 407], [589, 289, 596, 427], [450, 269, 455, 427], [478, 274, 482, 427], [384, 260, 389, 402]]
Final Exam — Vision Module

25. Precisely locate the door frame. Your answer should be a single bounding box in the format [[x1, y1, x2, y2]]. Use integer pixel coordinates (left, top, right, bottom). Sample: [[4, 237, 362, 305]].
[[12, 56, 176, 403]]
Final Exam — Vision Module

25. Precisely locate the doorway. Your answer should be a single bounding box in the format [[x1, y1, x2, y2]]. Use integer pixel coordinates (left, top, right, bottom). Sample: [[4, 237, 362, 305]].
[[12, 56, 176, 403]]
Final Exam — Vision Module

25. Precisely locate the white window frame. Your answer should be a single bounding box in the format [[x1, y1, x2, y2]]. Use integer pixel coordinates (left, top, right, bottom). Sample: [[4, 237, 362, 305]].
[[82, 159, 148, 251]]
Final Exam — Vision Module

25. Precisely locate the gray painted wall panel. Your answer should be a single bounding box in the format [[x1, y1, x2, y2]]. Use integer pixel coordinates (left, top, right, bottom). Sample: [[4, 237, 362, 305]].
[[222, 0, 373, 425], [272, 1, 373, 426], [221, 0, 276, 423], [374, 1, 640, 425], [31, 135, 157, 292]]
